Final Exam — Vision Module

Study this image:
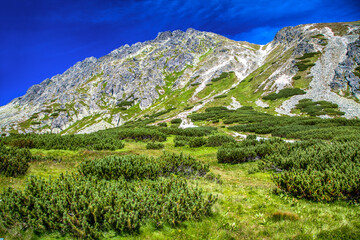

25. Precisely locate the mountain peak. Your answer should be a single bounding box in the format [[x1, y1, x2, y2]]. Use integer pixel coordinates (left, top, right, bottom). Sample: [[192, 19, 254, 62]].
[[155, 28, 203, 41], [1, 21, 360, 135]]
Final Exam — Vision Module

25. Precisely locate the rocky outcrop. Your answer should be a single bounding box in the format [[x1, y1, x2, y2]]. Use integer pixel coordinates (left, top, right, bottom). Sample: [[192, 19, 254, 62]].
[[276, 25, 360, 118], [273, 26, 303, 45], [1, 21, 360, 135], [331, 37, 360, 98]]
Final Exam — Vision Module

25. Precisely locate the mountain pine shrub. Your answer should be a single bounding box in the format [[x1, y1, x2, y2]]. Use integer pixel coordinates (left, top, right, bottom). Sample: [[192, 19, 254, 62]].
[[0, 145, 32, 177], [159, 126, 217, 137], [207, 134, 236, 147], [262, 88, 305, 101], [118, 128, 166, 142], [157, 122, 167, 127], [0, 175, 216, 239], [146, 142, 164, 149], [189, 137, 207, 148], [3, 132, 125, 151], [217, 139, 285, 164], [79, 153, 209, 180], [174, 135, 191, 147], [261, 141, 360, 202], [170, 118, 182, 124], [0, 152, 216, 239]]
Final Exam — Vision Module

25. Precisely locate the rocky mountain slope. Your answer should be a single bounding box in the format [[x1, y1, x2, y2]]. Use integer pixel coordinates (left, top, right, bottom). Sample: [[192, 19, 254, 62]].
[[1, 21, 360, 135]]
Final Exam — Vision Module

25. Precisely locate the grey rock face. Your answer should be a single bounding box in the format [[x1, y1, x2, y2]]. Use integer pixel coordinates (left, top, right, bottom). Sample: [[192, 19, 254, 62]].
[[1, 22, 360, 135], [331, 37, 360, 97], [273, 26, 303, 45], [0, 29, 225, 133], [292, 41, 315, 56], [276, 26, 360, 118]]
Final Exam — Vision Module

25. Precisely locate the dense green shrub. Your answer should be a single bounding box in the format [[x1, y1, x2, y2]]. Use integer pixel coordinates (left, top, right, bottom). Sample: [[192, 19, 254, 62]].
[[205, 106, 229, 112], [189, 107, 233, 122], [189, 137, 207, 148], [211, 72, 231, 82], [1, 152, 216, 239], [7, 138, 35, 148], [118, 128, 166, 142], [189, 112, 222, 122], [158, 126, 217, 137], [174, 140, 187, 147], [146, 142, 164, 149], [294, 52, 320, 71], [3, 132, 125, 151], [261, 141, 360, 202], [0, 175, 216, 239], [174, 135, 191, 142], [171, 118, 182, 124], [174, 135, 191, 147], [207, 134, 236, 147], [354, 66, 360, 78], [228, 111, 360, 142], [262, 88, 305, 101], [295, 99, 344, 116], [0, 145, 32, 177], [79, 153, 210, 180], [159, 152, 210, 177], [295, 62, 315, 71], [246, 134, 257, 140], [217, 143, 257, 164], [157, 122, 167, 127], [190, 106, 270, 124], [296, 52, 321, 60], [217, 139, 285, 164]]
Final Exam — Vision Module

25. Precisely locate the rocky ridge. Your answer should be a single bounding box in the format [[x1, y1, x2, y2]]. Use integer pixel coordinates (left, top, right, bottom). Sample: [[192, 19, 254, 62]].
[[1, 21, 360, 135]]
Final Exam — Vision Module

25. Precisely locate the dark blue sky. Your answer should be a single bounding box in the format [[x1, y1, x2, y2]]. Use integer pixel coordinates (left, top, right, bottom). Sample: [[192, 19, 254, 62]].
[[0, 0, 359, 106]]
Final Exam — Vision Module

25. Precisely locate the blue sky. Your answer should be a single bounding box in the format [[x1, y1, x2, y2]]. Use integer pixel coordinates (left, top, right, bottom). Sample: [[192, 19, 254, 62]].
[[0, 0, 359, 106]]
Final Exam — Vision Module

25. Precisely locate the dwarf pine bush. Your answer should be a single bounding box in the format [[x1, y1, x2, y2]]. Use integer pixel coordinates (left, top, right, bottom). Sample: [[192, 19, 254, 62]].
[[0, 144, 32, 177], [3, 132, 125, 151], [0, 175, 216, 239], [207, 134, 236, 147], [146, 142, 164, 149], [79, 153, 209, 180], [0, 152, 216, 239], [262, 141, 360, 202], [217, 139, 285, 164]]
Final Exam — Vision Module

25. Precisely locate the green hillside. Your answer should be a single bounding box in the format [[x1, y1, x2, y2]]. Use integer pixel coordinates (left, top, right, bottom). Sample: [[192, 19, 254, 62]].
[[1, 107, 359, 239]]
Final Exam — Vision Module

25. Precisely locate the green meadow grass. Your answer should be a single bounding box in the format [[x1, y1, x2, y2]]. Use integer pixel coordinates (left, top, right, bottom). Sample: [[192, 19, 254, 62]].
[[1, 135, 359, 240]]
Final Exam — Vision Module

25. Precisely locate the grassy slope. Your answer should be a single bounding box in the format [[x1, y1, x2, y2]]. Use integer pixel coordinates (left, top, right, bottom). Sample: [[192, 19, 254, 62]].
[[194, 45, 298, 116], [2, 137, 359, 240], [39, 41, 296, 132], [196, 72, 236, 99]]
